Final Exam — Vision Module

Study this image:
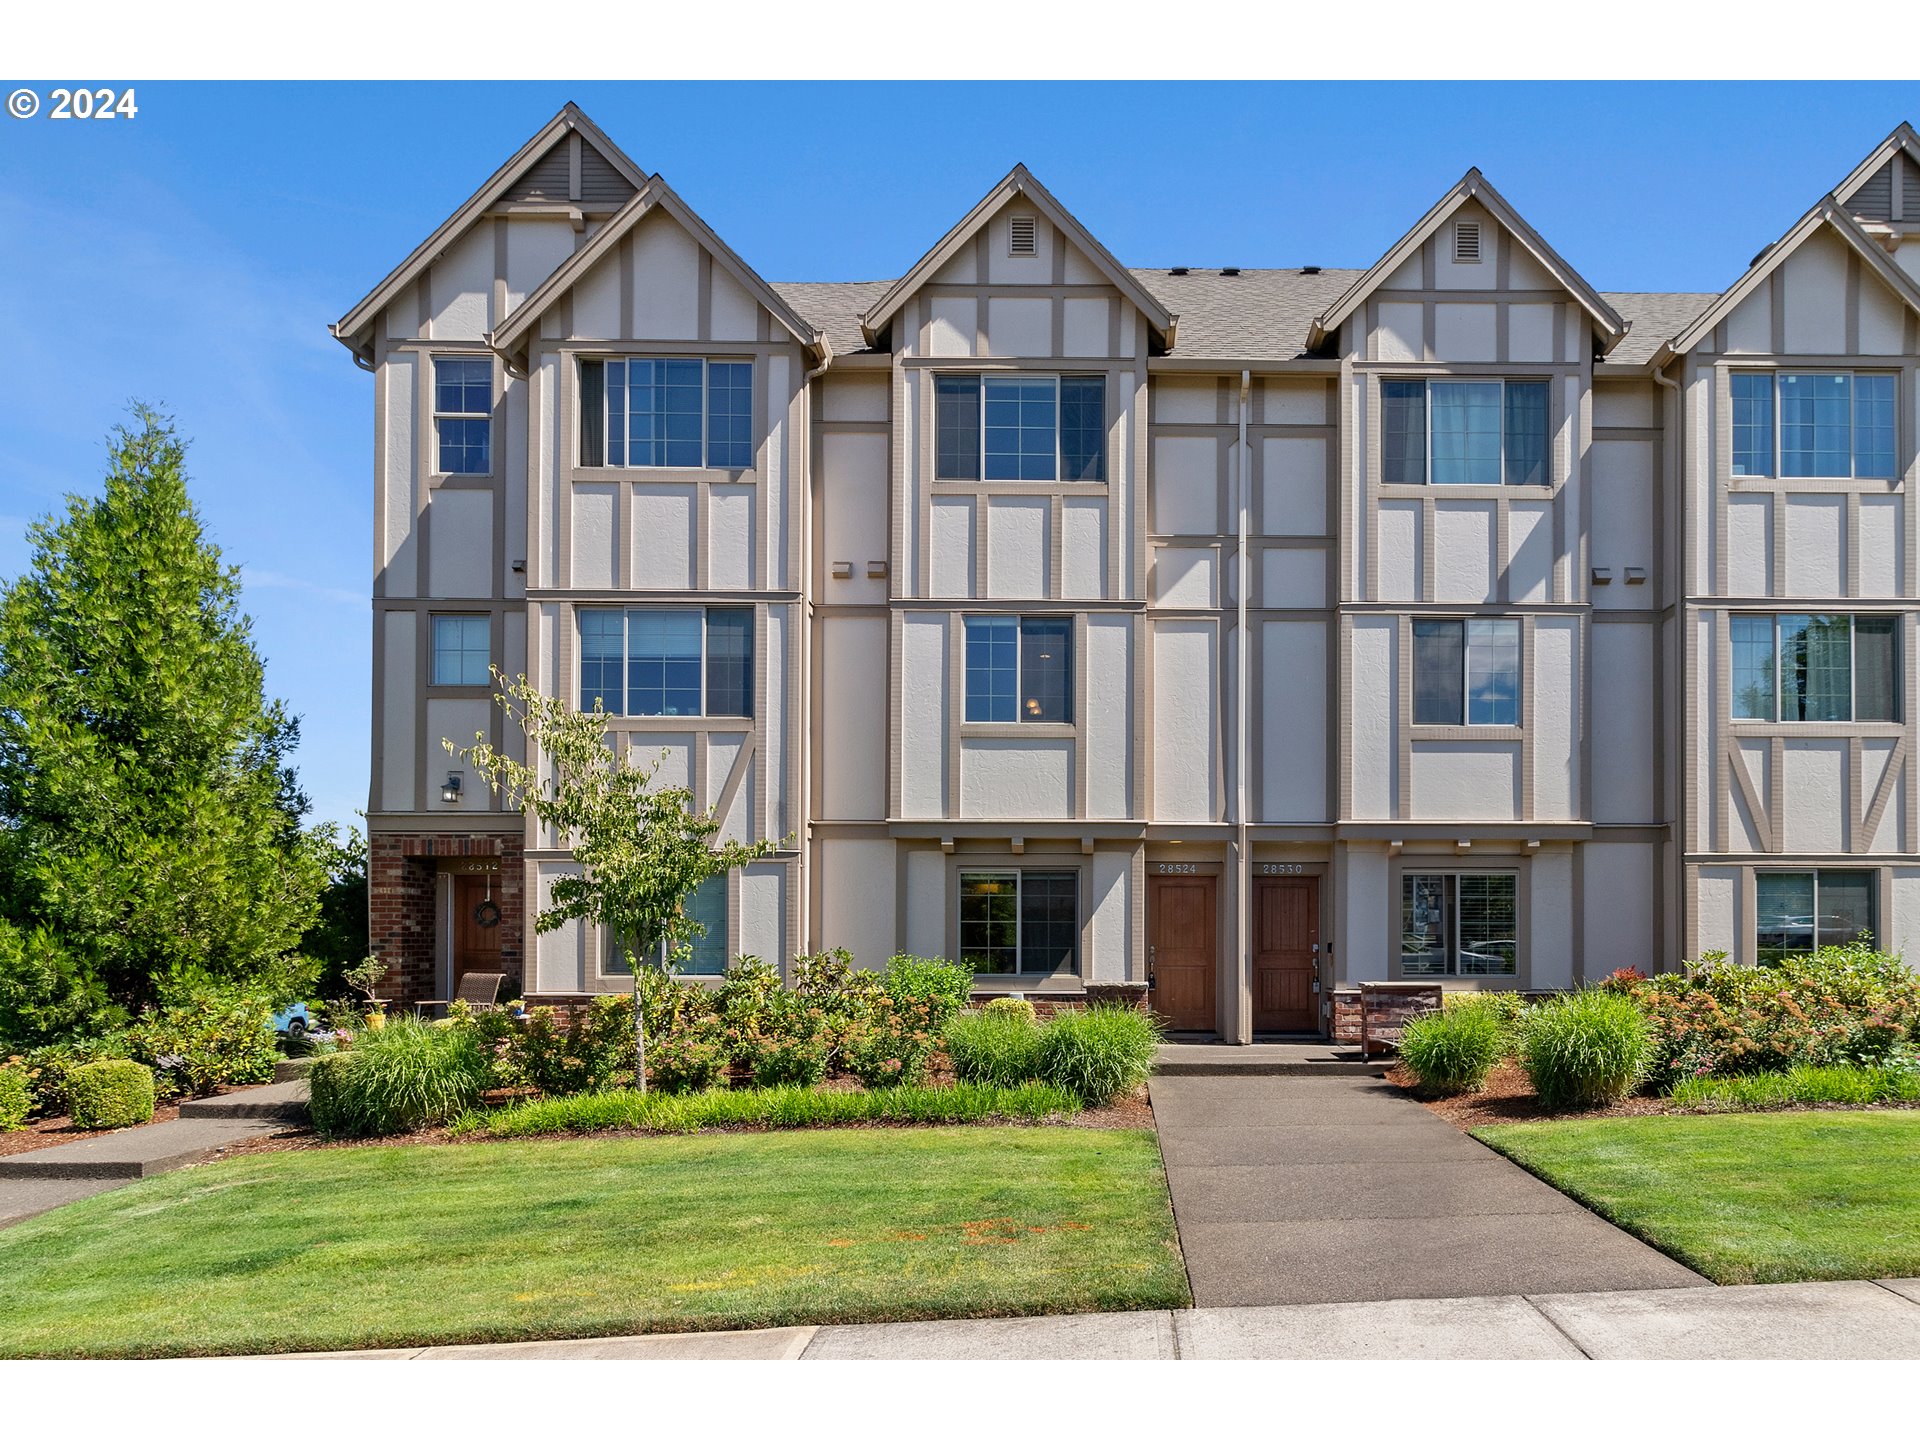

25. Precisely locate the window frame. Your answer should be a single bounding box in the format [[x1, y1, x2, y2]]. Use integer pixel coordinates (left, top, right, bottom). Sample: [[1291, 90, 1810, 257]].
[[1753, 868, 1877, 966], [1398, 871, 1520, 980], [1411, 617, 1523, 728], [1728, 612, 1901, 725], [429, 613, 493, 689], [961, 615, 1075, 726], [577, 356, 756, 472], [934, 372, 1108, 483], [432, 355, 494, 477], [957, 867, 1081, 979], [576, 605, 755, 719], [1381, 377, 1552, 488], [1730, 369, 1899, 480]]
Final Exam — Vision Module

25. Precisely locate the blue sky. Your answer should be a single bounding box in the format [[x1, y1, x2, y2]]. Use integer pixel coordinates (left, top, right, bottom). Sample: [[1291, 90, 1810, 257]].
[[1, 79, 1917, 831]]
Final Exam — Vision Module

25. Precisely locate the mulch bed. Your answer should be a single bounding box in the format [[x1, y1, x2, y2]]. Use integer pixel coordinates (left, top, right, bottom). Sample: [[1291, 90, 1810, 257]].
[[1386, 1060, 1669, 1130]]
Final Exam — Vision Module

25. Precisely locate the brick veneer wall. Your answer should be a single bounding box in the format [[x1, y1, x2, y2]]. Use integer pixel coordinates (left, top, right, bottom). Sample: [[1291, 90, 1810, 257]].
[[368, 831, 525, 1004]]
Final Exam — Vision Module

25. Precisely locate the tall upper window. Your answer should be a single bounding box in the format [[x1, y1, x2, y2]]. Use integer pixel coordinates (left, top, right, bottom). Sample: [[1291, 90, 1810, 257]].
[[430, 615, 491, 687], [964, 616, 1072, 723], [577, 358, 754, 469], [960, 870, 1078, 975], [936, 375, 1105, 482], [1383, 379, 1549, 486], [1730, 614, 1898, 722], [434, 357, 492, 475], [1412, 618, 1521, 726], [579, 607, 752, 718], [1755, 870, 1874, 966], [1401, 873, 1517, 977], [1732, 372, 1896, 479]]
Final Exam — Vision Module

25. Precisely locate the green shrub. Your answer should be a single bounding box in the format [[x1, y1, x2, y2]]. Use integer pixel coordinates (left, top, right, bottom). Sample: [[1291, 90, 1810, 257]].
[[1036, 1004, 1161, 1104], [842, 991, 943, 1088], [126, 982, 278, 1097], [645, 1011, 730, 1094], [983, 996, 1037, 1025], [312, 1017, 490, 1137], [884, 954, 972, 1030], [1521, 990, 1652, 1109], [947, 1010, 1045, 1088], [305, 1052, 355, 1137], [0, 1062, 30, 1130], [1666, 1063, 1920, 1112], [67, 1059, 155, 1130], [24, 1031, 135, 1114], [452, 1080, 1081, 1139], [1399, 1004, 1504, 1095], [509, 996, 634, 1096]]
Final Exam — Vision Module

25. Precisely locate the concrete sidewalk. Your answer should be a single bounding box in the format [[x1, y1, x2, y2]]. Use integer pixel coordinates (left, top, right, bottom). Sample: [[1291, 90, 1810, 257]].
[[258, 1279, 1920, 1361], [1150, 1073, 1707, 1306]]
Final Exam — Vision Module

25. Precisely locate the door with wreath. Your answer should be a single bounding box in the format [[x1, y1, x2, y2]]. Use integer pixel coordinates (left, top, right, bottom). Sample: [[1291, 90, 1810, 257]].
[[452, 871, 505, 990]]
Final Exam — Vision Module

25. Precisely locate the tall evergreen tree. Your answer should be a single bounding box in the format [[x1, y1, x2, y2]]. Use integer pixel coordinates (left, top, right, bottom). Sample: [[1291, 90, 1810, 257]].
[[0, 408, 325, 1012]]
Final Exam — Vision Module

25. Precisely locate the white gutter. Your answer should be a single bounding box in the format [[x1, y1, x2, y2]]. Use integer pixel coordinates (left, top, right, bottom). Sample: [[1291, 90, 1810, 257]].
[[794, 343, 834, 957], [1236, 368, 1252, 1042]]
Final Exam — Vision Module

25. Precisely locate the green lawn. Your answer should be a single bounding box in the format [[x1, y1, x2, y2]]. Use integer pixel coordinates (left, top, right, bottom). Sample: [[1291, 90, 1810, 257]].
[[0, 1127, 1189, 1358], [1476, 1110, 1920, 1284]]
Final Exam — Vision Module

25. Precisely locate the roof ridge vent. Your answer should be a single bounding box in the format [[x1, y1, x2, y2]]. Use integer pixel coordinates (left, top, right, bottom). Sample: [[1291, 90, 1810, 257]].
[[1300, 265, 1321, 275], [1220, 266, 1240, 276], [1168, 266, 1190, 276]]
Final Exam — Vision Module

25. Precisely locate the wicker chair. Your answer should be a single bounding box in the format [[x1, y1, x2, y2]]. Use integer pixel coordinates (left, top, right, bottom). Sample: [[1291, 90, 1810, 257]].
[[414, 971, 505, 1018]]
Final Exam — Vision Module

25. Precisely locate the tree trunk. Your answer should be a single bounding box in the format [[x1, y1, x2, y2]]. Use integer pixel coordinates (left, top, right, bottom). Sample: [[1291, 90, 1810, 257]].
[[632, 972, 648, 1095]]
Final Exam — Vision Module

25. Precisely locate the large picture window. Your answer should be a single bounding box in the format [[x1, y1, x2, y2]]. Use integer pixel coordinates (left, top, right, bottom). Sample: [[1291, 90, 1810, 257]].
[[578, 607, 753, 718], [963, 616, 1072, 723], [1401, 873, 1517, 977], [1382, 379, 1550, 486], [1412, 618, 1521, 726], [959, 870, 1078, 976], [577, 358, 754, 469], [1729, 614, 1898, 723], [605, 873, 729, 976], [433, 357, 493, 475], [1755, 870, 1875, 966], [1731, 372, 1896, 479], [935, 374, 1105, 481]]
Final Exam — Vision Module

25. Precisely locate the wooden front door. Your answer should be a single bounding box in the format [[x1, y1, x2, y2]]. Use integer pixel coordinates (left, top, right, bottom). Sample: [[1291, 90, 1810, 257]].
[[1253, 875, 1319, 1033], [451, 872, 504, 990], [1149, 874, 1217, 1033]]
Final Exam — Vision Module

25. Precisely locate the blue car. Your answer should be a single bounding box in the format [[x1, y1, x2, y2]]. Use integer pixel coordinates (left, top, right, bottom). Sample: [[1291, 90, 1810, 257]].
[[271, 1002, 313, 1041]]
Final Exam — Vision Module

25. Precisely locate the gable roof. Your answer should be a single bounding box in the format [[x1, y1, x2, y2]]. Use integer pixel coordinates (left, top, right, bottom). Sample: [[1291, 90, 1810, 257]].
[[857, 164, 1176, 350], [490, 175, 825, 369], [329, 103, 646, 365], [1649, 197, 1920, 368], [1305, 169, 1629, 354], [1832, 121, 1920, 215]]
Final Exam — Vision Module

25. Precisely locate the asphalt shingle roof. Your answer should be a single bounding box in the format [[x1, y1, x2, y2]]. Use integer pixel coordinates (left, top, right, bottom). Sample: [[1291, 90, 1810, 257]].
[[772, 272, 1723, 369]]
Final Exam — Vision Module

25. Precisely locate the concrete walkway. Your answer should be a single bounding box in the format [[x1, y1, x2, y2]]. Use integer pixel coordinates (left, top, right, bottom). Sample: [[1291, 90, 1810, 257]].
[[1149, 1073, 1707, 1306], [261, 1279, 1920, 1360]]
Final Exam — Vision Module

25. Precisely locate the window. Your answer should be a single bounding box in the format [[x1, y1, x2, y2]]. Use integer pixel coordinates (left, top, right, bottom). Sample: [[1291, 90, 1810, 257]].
[[1413, 618, 1520, 726], [935, 375, 1105, 482], [1729, 614, 1899, 722], [1755, 870, 1874, 966], [964, 616, 1072, 723], [1731, 372, 1897, 479], [1382, 379, 1549, 486], [1401, 873, 1517, 977], [577, 358, 754, 469], [578, 607, 753, 717], [960, 870, 1078, 975], [605, 874, 729, 976], [434, 357, 492, 475], [431, 615, 491, 686]]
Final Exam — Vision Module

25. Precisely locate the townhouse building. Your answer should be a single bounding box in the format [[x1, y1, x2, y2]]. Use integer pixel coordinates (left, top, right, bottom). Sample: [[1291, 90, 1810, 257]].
[[334, 108, 1920, 1040]]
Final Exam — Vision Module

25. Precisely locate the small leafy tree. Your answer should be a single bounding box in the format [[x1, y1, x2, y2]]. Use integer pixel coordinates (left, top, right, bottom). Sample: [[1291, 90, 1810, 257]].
[[448, 673, 783, 1090]]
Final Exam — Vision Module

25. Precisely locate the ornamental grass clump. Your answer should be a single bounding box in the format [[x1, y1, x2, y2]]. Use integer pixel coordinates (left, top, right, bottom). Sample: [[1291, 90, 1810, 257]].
[[1520, 989, 1652, 1109], [1398, 1004, 1504, 1096], [311, 1016, 490, 1137], [1666, 1062, 1920, 1113], [947, 1008, 1045, 1089], [1035, 1005, 1160, 1105]]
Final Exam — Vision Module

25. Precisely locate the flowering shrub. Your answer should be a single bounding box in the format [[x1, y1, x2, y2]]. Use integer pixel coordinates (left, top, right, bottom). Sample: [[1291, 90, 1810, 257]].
[[1637, 943, 1920, 1085], [843, 992, 942, 1088], [507, 996, 634, 1095], [646, 1011, 730, 1093]]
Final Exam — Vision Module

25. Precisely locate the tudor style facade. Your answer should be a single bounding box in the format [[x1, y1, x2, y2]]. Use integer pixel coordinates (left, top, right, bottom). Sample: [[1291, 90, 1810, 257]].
[[335, 108, 1920, 1040]]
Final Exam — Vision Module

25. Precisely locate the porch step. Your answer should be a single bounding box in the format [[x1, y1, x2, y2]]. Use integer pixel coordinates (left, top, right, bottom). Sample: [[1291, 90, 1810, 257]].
[[1152, 1043, 1391, 1077], [176, 1079, 311, 1122]]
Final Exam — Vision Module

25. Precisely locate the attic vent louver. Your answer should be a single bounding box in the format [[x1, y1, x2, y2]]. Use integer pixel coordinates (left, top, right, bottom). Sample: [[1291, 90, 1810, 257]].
[[1008, 215, 1037, 257], [1453, 219, 1482, 264]]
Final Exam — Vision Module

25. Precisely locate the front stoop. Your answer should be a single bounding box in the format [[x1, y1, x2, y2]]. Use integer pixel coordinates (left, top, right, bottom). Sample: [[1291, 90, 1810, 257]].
[[1153, 1043, 1391, 1077]]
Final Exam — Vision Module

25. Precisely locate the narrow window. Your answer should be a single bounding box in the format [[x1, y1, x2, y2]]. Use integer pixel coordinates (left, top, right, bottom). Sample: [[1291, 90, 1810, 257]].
[[1401, 874, 1518, 977], [936, 375, 982, 480], [965, 616, 1072, 723], [1855, 616, 1899, 721], [960, 870, 1078, 975], [1456, 875, 1518, 975], [960, 872, 1019, 974], [1731, 372, 1774, 477], [1429, 381, 1503, 485], [1465, 618, 1521, 725], [1019, 618, 1072, 723], [1502, 381, 1549, 486], [579, 610, 625, 714], [433, 357, 492, 475], [430, 615, 491, 687], [1018, 871, 1079, 973], [1779, 614, 1851, 722], [579, 359, 606, 467], [1412, 619, 1466, 725], [964, 616, 1019, 723], [1854, 374, 1897, 478], [705, 360, 754, 469], [704, 609, 753, 719], [1401, 874, 1449, 976], [1730, 614, 1777, 721], [1381, 381, 1427, 486], [1756, 870, 1875, 965], [1059, 376, 1106, 482]]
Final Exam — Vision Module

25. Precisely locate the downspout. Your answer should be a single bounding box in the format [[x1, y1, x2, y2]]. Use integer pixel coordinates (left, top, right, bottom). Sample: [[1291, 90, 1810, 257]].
[[1236, 368, 1252, 1042], [795, 341, 834, 957], [1651, 359, 1683, 975]]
